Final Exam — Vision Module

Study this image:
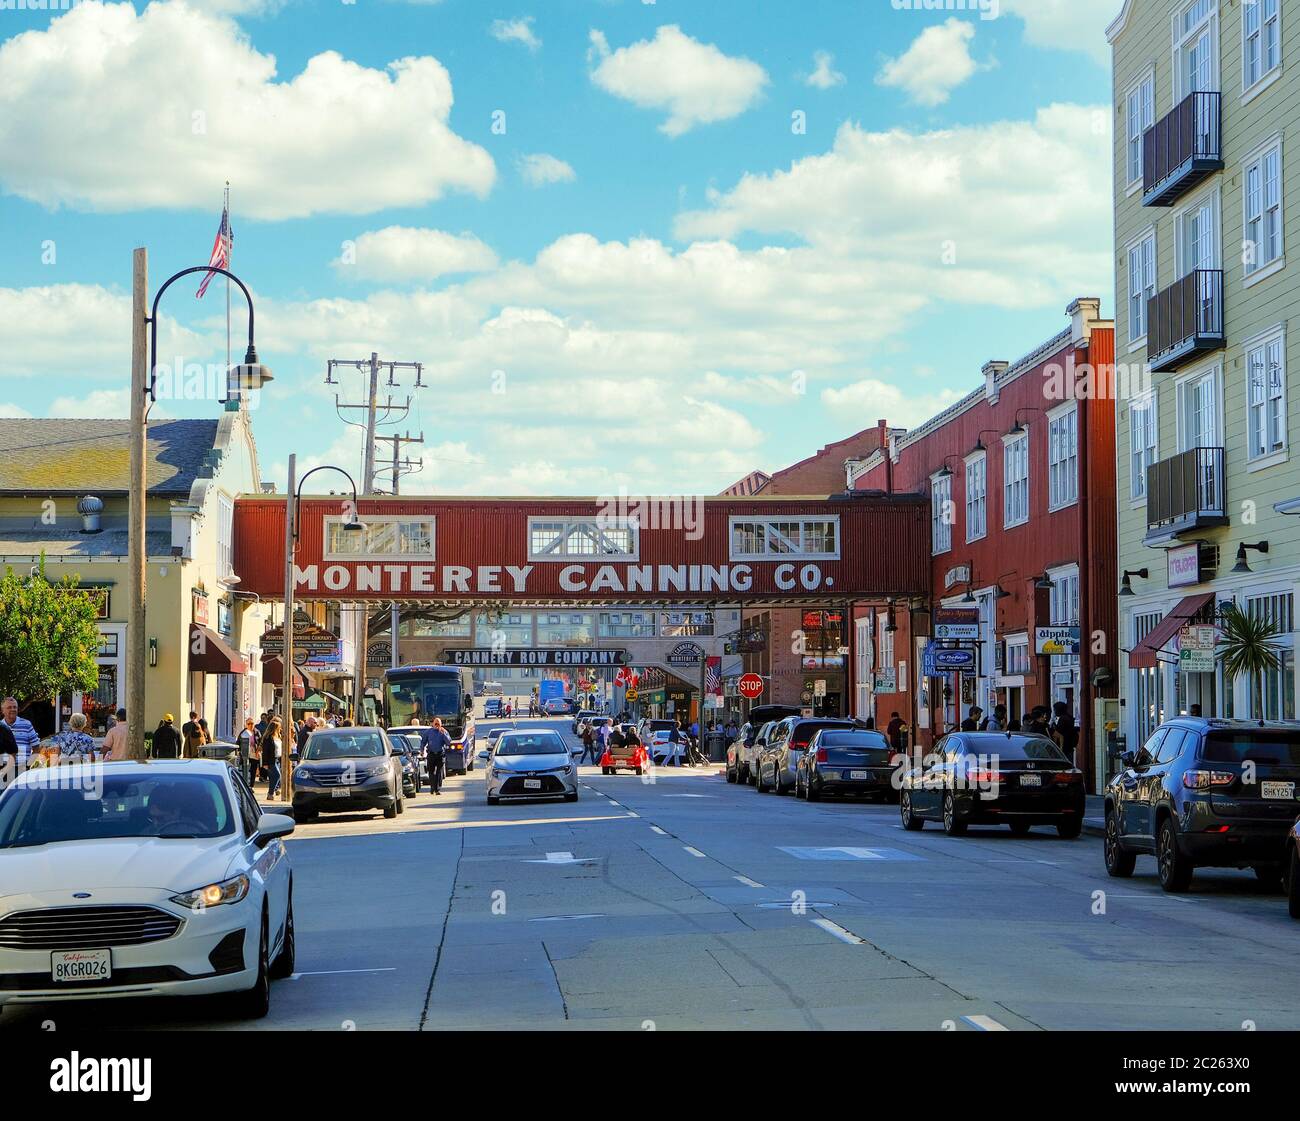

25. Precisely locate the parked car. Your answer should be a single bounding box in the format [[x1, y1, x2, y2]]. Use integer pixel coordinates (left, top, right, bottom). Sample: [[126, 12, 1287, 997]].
[[572, 709, 600, 735], [1104, 718, 1300, 892], [755, 717, 863, 795], [292, 727, 404, 823], [0, 760, 295, 1018], [743, 721, 780, 785], [726, 706, 801, 784], [1288, 820, 1300, 920], [391, 735, 423, 796], [900, 732, 1084, 837], [795, 728, 900, 802], [388, 723, 477, 776], [486, 730, 578, 805]]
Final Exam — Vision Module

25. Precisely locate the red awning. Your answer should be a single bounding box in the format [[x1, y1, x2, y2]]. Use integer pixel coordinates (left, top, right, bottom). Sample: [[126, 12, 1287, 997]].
[[188, 624, 247, 675], [1128, 593, 1215, 669], [262, 657, 308, 700]]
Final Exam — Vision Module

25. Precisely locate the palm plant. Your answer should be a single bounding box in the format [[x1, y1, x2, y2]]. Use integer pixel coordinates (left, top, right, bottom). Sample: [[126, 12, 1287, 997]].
[[1217, 602, 1285, 721]]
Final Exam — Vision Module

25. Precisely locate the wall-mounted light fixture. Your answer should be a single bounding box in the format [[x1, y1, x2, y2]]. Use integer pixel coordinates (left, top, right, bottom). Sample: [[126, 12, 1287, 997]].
[[1118, 568, 1149, 597], [1231, 541, 1269, 574], [148, 637, 158, 668]]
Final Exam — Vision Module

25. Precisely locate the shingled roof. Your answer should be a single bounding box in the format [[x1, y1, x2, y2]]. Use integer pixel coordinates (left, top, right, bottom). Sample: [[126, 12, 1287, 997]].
[[0, 418, 221, 497]]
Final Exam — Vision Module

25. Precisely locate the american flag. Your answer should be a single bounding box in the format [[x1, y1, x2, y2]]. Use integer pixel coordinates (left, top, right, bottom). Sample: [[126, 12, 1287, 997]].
[[196, 202, 233, 298], [705, 656, 722, 696]]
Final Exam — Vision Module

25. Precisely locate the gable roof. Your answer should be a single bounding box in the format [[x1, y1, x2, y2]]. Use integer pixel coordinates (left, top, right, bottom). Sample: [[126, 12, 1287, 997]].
[[0, 418, 221, 497]]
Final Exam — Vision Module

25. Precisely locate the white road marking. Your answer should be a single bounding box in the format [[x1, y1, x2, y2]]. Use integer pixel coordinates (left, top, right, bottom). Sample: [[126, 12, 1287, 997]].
[[650, 826, 668, 835], [663, 794, 713, 798], [986, 859, 1061, 866], [961, 1014, 1009, 1032], [523, 851, 596, 864], [810, 918, 864, 945], [528, 914, 606, 923], [683, 846, 707, 858], [734, 875, 764, 888], [625, 811, 640, 818], [289, 968, 397, 980]]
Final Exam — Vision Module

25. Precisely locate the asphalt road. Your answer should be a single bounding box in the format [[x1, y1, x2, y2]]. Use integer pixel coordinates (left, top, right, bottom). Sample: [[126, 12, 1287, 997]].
[[5, 715, 1300, 1031]]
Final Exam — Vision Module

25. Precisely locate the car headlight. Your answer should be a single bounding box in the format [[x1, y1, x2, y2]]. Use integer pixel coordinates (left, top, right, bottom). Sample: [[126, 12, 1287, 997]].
[[295, 768, 311, 781], [171, 873, 251, 911], [491, 767, 506, 778], [365, 763, 390, 778]]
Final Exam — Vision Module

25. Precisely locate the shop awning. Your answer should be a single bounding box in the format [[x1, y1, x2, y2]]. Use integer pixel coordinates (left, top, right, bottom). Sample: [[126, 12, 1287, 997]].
[[1128, 593, 1214, 669], [188, 624, 247, 675], [262, 656, 308, 700]]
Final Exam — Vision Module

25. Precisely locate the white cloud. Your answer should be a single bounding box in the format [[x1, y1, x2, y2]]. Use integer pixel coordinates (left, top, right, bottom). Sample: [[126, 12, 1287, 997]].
[[49, 389, 132, 418], [0, 404, 31, 418], [588, 24, 768, 136], [334, 228, 498, 283], [805, 50, 845, 89], [674, 104, 1112, 311], [518, 153, 577, 187], [489, 16, 541, 52], [0, 1, 495, 219], [821, 378, 965, 428], [999, 0, 1113, 66], [876, 19, 982, 107]]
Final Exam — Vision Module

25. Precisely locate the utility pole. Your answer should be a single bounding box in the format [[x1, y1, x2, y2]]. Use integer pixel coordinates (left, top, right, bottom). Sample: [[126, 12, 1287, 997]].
[[326, 354, 425, 720], [375, 429, 424, 671], [280, 454, 296, 800], [128, 248, 149, 760]]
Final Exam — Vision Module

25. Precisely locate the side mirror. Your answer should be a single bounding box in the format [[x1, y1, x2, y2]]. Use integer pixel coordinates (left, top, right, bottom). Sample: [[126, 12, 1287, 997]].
[[1120, 750, 1137, 768], [256, 812, 296, 845]]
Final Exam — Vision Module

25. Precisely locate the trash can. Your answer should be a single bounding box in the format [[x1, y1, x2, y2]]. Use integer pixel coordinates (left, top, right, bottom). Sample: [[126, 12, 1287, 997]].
[[706, 732, 727, 763]]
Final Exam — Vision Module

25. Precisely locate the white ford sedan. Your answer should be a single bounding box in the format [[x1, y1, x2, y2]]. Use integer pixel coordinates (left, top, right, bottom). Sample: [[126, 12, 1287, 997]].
[[0, 760, 295, 1018]]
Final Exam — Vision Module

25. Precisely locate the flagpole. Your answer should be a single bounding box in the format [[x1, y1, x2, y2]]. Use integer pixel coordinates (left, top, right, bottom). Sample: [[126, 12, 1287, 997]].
[[224, 182, 232, 381]]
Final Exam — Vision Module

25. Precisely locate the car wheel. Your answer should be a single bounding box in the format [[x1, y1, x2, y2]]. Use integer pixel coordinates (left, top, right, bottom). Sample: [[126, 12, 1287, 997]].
[[942, 793, 967, 836], [487, 794, 499, 805], [230, 910, 270, 1020], [635, 766, 643, 776], [1156, 817, 1193, 893], [1254, 864, 1284, 892], [564, 791, 578, 802], [726, 763, 737, 784], [269, 888, 296, 980], [755, 767, 769, 793], [1103, 809, 1135, 877], [295, 808, 316, 824], [1288, 848, 1300, 919], [383, 797, 399, 819], [774, 773, 789, 796], [900, 792, 924, 831], [806, 778, 821, 802], [1056, 816, 1082, 840], [1009, 822, 1031, 836]]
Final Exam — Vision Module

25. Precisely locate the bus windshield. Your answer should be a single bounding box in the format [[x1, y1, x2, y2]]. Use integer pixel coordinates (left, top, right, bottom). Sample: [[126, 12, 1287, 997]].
[[387, 674, 463, 725]]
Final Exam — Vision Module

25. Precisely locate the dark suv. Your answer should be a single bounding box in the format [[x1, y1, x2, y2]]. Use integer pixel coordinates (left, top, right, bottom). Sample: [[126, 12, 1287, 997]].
[[1104, 718, 1300, 892]]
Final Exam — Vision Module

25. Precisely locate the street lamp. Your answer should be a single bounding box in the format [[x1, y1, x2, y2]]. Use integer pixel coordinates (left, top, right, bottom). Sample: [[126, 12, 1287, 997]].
[[280, 459, 364, 800], [127, 249, 268, 761]]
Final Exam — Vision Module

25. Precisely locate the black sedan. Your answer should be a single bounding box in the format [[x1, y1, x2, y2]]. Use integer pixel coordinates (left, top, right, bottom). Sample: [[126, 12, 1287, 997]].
[[899, 732, 1084, 838], [795, 729, 901, 802], [391, 735, 423, 796]]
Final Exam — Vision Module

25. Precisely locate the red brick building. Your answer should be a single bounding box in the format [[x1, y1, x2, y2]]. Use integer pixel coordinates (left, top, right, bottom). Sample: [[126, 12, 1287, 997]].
[[848, 300, 1118, 789], [722, 421, 900, 713]]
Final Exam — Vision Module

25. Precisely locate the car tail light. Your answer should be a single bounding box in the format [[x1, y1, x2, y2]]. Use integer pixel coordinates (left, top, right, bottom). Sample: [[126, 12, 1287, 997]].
[[816, 748, 828, 763], [969, 769, 1001, 784], [1183, 770, 1236, 790], [1053, 770, 1083, 784]]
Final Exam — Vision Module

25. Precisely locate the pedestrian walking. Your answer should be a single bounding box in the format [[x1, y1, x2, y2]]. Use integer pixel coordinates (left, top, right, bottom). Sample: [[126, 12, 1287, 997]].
[[152, 714, 181, 759], [419, 717, 451, 795], [181, 710, 204, 758], [260, 717, 284, 799], [961, 705, 982, 732], [1050, 701, 1078, 766], [886, 711, 905, 752], [985, 704, 1008, 732], [101, 708, 128, 762], [51, 712, 95, 761], [236, 718, 258, 786], [2, 697, 39, 768], [580, 721, 599, 764]]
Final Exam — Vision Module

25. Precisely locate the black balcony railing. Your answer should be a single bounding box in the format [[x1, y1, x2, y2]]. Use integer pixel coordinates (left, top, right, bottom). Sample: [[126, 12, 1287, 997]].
[[1143, 91, 1223, 207], [1145, 447, 1226, 538], [1147, 269, 1224, 373]]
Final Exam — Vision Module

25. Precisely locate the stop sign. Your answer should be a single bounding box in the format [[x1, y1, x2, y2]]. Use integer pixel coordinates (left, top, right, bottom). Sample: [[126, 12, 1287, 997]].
[[738, 673, 764, 700]]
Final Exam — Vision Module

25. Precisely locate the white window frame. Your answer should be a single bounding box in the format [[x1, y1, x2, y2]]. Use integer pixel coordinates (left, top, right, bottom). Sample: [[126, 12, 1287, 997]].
[[1048, 564, 1081, 670], [1126, 228, 1157, 347], [1172, 0, 1220, 101], [1243, 134, 1284, 286], [1047, 403, 1080, 512], [727, 516, 840, 562], [527, 517, 639, 562], [1175, 363, 1224, 451], [1004, 633, 1030, 678], [1245, 324, 1288, 466], [323, 515, 436, 561], [1129, 391, 1159, 500], [1242, 0, 1282, 100], [1173, 183, 1222, 278], [964, 451, 987, 543], [217, 492, 235, 580], [1002, 428, 1029, 529], [930, 473, 952, 555], [1125, 68, 1156, 190]]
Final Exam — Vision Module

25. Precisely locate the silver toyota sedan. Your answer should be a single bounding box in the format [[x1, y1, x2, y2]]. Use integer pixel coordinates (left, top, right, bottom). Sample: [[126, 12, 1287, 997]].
[[485, 730, 578, 805]]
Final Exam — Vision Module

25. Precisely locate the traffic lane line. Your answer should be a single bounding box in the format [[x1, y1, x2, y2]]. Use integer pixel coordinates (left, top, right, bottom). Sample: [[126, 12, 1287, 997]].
[[961, 1014, 1010, 1031], [810, 918, 864, 945]]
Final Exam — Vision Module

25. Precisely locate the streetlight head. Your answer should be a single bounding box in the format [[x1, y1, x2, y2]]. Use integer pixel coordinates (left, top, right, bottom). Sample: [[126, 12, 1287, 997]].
[[1231, 544, 1251, 574], [230, 344, 273, 392], [343, 517, 365, 534]]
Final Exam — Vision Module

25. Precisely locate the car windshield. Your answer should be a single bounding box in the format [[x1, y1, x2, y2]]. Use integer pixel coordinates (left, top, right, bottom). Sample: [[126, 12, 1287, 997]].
[[818, 732, 890, 750], [0, 773, 236, 846], [1203, 731, 1300, 766], [984, 738, 1069, 762], [387, 676, 463, 723], [304, 732, 387, 760], [496, 733, 567, 756]]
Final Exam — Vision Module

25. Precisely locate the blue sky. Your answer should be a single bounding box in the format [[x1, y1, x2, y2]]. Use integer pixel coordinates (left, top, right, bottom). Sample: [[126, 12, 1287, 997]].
[[0, 0, 1118, 494]]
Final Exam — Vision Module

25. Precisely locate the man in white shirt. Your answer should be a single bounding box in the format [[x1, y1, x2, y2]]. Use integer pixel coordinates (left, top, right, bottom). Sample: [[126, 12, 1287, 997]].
[[2, 697, 38, 766]]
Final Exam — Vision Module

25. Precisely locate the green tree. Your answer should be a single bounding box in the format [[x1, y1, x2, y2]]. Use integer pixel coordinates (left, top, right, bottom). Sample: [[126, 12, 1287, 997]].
[[0, 559, 102, 706], [1217, 602, 1285, 721]]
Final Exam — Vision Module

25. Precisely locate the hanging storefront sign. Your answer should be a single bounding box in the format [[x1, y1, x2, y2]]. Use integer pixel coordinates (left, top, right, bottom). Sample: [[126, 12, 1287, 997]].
[[1167, 542, 1209, 589], [366, 641, 392, 667], [443, 648, 629, 667], [1035, 626, 1080, 655], [873, 668, 898, 693], [666, 641, 705, 666], [933, 608, 979, 640], [923, 643, 975, 675]]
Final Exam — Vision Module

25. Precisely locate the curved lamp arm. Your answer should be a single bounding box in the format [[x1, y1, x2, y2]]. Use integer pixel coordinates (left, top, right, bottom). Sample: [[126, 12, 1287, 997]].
[[294, 466, 361, 543]]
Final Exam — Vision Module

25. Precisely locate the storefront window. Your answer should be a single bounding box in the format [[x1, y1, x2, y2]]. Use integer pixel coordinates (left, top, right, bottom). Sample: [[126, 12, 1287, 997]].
[[1247, 593, 1295, 720], [599, 611, 656, 638], [661, 611, 714, 637], [403, 613, 472, 638], [538, 613, 595, 646], [474, 612, 533, 646]]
